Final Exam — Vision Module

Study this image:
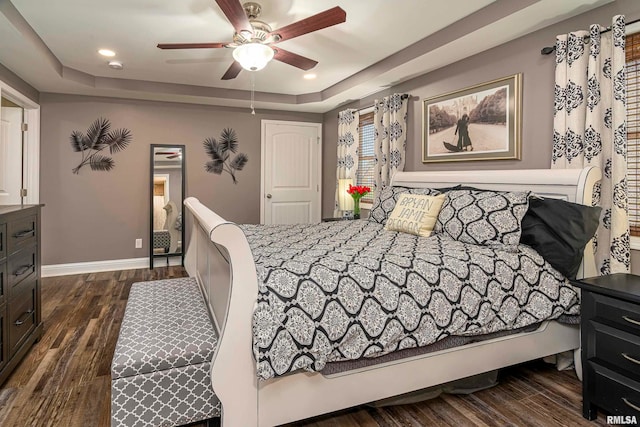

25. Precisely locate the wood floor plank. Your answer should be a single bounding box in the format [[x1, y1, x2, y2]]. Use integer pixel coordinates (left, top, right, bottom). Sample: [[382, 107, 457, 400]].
[[348, 408, 388, 427], [0, 267, 610, 426], [521, 393, 607, 427], [440, 393, 497, 427], [397, 404, 441, 427], [418, 398, 478, 427]]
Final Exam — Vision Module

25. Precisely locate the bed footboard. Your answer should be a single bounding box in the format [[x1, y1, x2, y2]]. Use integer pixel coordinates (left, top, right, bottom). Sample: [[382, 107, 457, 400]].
[[184, 197, 259, 426]]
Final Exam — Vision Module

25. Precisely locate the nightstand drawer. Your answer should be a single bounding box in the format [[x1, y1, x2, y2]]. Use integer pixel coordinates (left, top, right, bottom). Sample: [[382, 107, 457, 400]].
[[590, 321, 640, 378], [583, 291, 640, 334], [6, 215, 36, 256], [590, 362, 640, 417], [7, 247, 36, 291]]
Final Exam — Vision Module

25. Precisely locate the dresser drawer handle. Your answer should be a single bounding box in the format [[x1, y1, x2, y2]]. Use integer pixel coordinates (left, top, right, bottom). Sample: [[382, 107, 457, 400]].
[[623, 315, 640, 327], [622, 353, 640, 366], [13, 229, 35, 238], [623, 397, 640, 412], [13, 264, 34, 276], [14, 309, 34, 326]]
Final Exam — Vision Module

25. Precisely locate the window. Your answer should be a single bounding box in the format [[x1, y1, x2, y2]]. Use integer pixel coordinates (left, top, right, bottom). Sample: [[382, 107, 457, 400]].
[[627, 32, 640, 236], [356, 112, 375, 203]]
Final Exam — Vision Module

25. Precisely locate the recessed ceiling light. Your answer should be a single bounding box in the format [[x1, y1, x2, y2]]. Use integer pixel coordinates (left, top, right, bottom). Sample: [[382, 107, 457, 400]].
[[303, 73, 317, 80], [108, 61, 123, 70], [98, 49, 116, 57]]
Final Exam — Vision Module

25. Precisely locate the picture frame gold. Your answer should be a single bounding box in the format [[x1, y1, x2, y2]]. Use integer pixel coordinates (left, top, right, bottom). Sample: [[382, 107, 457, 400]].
[[422, 73, 522, 163]]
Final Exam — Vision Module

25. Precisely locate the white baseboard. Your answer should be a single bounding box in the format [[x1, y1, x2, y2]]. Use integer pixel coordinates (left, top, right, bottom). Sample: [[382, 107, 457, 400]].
[[42, 256, 182, 278]]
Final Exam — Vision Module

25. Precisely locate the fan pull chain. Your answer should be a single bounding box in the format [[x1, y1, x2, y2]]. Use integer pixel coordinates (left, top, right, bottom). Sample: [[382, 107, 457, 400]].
[[250, 73, 256, 115]]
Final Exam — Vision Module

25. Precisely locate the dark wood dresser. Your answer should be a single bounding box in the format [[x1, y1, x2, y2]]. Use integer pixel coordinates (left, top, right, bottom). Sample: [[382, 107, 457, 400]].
[[572, 273, 640, 422], [0, 205, 43, 386]]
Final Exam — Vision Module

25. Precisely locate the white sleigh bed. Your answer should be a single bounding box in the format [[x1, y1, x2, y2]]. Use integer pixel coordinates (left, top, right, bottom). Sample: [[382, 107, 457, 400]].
[[183, 166, 601, 427]]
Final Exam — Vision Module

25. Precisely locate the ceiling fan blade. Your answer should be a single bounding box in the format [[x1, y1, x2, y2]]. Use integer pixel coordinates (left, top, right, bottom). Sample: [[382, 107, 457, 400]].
[[157, 42, 226, 49], [273, 48, 317, 71], [215, 0, 253, 35], [221, 61, 243, 80], [269, 6, 346, 43]]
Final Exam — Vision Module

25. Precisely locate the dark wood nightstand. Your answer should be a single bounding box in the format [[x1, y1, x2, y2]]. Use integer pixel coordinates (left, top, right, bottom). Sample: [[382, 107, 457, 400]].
[[571, 273, 640, 421], [322, 217, 349, 222]]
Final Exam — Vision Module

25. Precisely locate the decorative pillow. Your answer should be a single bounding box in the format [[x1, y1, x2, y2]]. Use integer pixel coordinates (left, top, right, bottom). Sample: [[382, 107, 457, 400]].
[[369, 185, 457, 225], [385, 194, 446, 237], [520, 197, 601, 279], [435, 189, 530, 249]]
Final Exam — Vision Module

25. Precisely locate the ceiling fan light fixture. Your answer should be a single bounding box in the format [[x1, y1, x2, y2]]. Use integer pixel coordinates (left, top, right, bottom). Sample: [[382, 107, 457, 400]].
[[108, 61, 124, 70], [239, 29, 254, 39], [232, 43, 274, 71]]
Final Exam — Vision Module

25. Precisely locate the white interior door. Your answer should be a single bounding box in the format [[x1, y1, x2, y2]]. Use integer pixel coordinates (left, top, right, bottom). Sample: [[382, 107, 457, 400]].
[[261, 120, 322, 224], [0, 104, 23, 205]]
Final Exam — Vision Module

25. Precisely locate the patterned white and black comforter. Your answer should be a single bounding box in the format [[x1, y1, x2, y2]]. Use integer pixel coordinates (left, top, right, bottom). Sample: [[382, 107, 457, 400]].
[[242, 220, 580, 380]]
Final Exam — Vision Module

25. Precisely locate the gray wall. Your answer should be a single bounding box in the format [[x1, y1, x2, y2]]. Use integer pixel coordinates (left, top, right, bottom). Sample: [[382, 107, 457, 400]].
[[632, 251, 640, 273], [40, 93, 320, 264], [321, 0, 640, 219]]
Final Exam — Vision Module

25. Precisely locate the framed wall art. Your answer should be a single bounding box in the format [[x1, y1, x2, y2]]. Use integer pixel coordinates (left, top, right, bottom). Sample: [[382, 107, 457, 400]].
[[422, 73, 522, 163]]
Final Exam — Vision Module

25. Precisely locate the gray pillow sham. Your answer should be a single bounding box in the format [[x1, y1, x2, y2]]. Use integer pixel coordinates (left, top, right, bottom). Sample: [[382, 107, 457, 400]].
[[435, 189, 530, 249]]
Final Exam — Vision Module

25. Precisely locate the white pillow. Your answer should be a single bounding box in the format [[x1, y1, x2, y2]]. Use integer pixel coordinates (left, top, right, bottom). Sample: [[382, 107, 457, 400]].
[[384, 194, 445, 237]]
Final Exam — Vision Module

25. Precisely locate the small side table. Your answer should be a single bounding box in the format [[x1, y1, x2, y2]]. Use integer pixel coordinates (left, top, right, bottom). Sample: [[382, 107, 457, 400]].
[[322, 217, 349, 222], [571, 273, 640, 421]]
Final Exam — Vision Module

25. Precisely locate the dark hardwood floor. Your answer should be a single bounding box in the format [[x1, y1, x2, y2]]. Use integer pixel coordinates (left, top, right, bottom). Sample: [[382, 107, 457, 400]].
[[0, 268, 606, 427]]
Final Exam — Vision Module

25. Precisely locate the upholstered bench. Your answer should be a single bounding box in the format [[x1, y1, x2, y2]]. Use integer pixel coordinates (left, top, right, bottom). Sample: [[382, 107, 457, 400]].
[[153, 230, 171, 253], [111, 277, 221, 427]]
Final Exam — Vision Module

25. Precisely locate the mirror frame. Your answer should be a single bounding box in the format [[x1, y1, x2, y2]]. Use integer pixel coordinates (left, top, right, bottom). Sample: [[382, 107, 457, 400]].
[[149, 144, 186, 268]]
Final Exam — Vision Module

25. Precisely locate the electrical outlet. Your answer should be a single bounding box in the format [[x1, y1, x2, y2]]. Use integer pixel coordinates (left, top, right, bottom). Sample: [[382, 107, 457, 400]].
[[135, 238, 143, 249]]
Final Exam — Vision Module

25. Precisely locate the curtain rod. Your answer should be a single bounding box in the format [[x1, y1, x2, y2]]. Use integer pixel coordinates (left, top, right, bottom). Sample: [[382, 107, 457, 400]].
[[339, 94, 410, 115], [361, 93, 410, 110], [540, 17, 640, 55]]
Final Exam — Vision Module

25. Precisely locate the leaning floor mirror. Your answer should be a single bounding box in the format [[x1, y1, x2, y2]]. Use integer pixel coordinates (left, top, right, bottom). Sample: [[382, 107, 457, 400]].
[[150, 144, 186, 268]]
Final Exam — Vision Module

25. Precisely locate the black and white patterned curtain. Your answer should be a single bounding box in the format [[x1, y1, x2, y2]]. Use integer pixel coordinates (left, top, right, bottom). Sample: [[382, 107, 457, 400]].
[[374, 94, 409, 190], [551, 15, 629, 274], [335, 109, 359, 216]]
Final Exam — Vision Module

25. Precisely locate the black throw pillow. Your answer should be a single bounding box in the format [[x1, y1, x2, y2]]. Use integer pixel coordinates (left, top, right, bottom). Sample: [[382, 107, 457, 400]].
[[519, 197, 601, 279]]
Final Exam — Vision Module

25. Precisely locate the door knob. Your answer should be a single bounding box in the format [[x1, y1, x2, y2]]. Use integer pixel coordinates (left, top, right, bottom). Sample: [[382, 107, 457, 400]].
[[266, 194, 272, 199]]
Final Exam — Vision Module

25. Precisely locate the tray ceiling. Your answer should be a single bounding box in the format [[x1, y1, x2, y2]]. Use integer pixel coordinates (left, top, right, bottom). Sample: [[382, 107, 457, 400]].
[[0, 0, 613, 112]]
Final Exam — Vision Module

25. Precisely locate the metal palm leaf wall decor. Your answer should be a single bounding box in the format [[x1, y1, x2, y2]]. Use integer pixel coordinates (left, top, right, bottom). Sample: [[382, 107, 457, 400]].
[[69, 117, 133, 174], [203, 128, 248, 184]]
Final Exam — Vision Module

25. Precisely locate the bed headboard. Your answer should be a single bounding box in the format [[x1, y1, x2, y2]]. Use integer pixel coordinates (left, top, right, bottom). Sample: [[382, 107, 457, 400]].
[[391, 166, 602, 279]]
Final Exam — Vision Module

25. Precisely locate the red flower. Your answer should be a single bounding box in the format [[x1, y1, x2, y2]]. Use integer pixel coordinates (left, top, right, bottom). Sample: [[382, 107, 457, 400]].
[[347, 184, 371, 199]]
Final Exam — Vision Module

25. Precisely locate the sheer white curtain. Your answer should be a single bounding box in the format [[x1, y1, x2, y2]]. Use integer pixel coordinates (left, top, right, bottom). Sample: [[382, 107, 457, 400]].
[[334, 109, 359, 216], [551, 15, 629, 274], [373, 94, 409, 191]]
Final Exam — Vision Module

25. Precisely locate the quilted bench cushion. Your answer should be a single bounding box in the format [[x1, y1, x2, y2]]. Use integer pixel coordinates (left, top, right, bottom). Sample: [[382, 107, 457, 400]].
[[112, 361, 221, 426], [153, 230, 171, 251], [112, 277, 217, 379]]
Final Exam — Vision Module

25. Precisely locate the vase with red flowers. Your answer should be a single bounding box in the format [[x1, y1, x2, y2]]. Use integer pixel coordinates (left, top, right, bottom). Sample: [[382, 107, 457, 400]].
[[346, 184, 371, 219]]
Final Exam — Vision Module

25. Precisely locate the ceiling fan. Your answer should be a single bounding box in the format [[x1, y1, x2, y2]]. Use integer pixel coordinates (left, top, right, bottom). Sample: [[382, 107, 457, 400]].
[[155, 151, 181, 159], [157, 0, 346, 80]]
